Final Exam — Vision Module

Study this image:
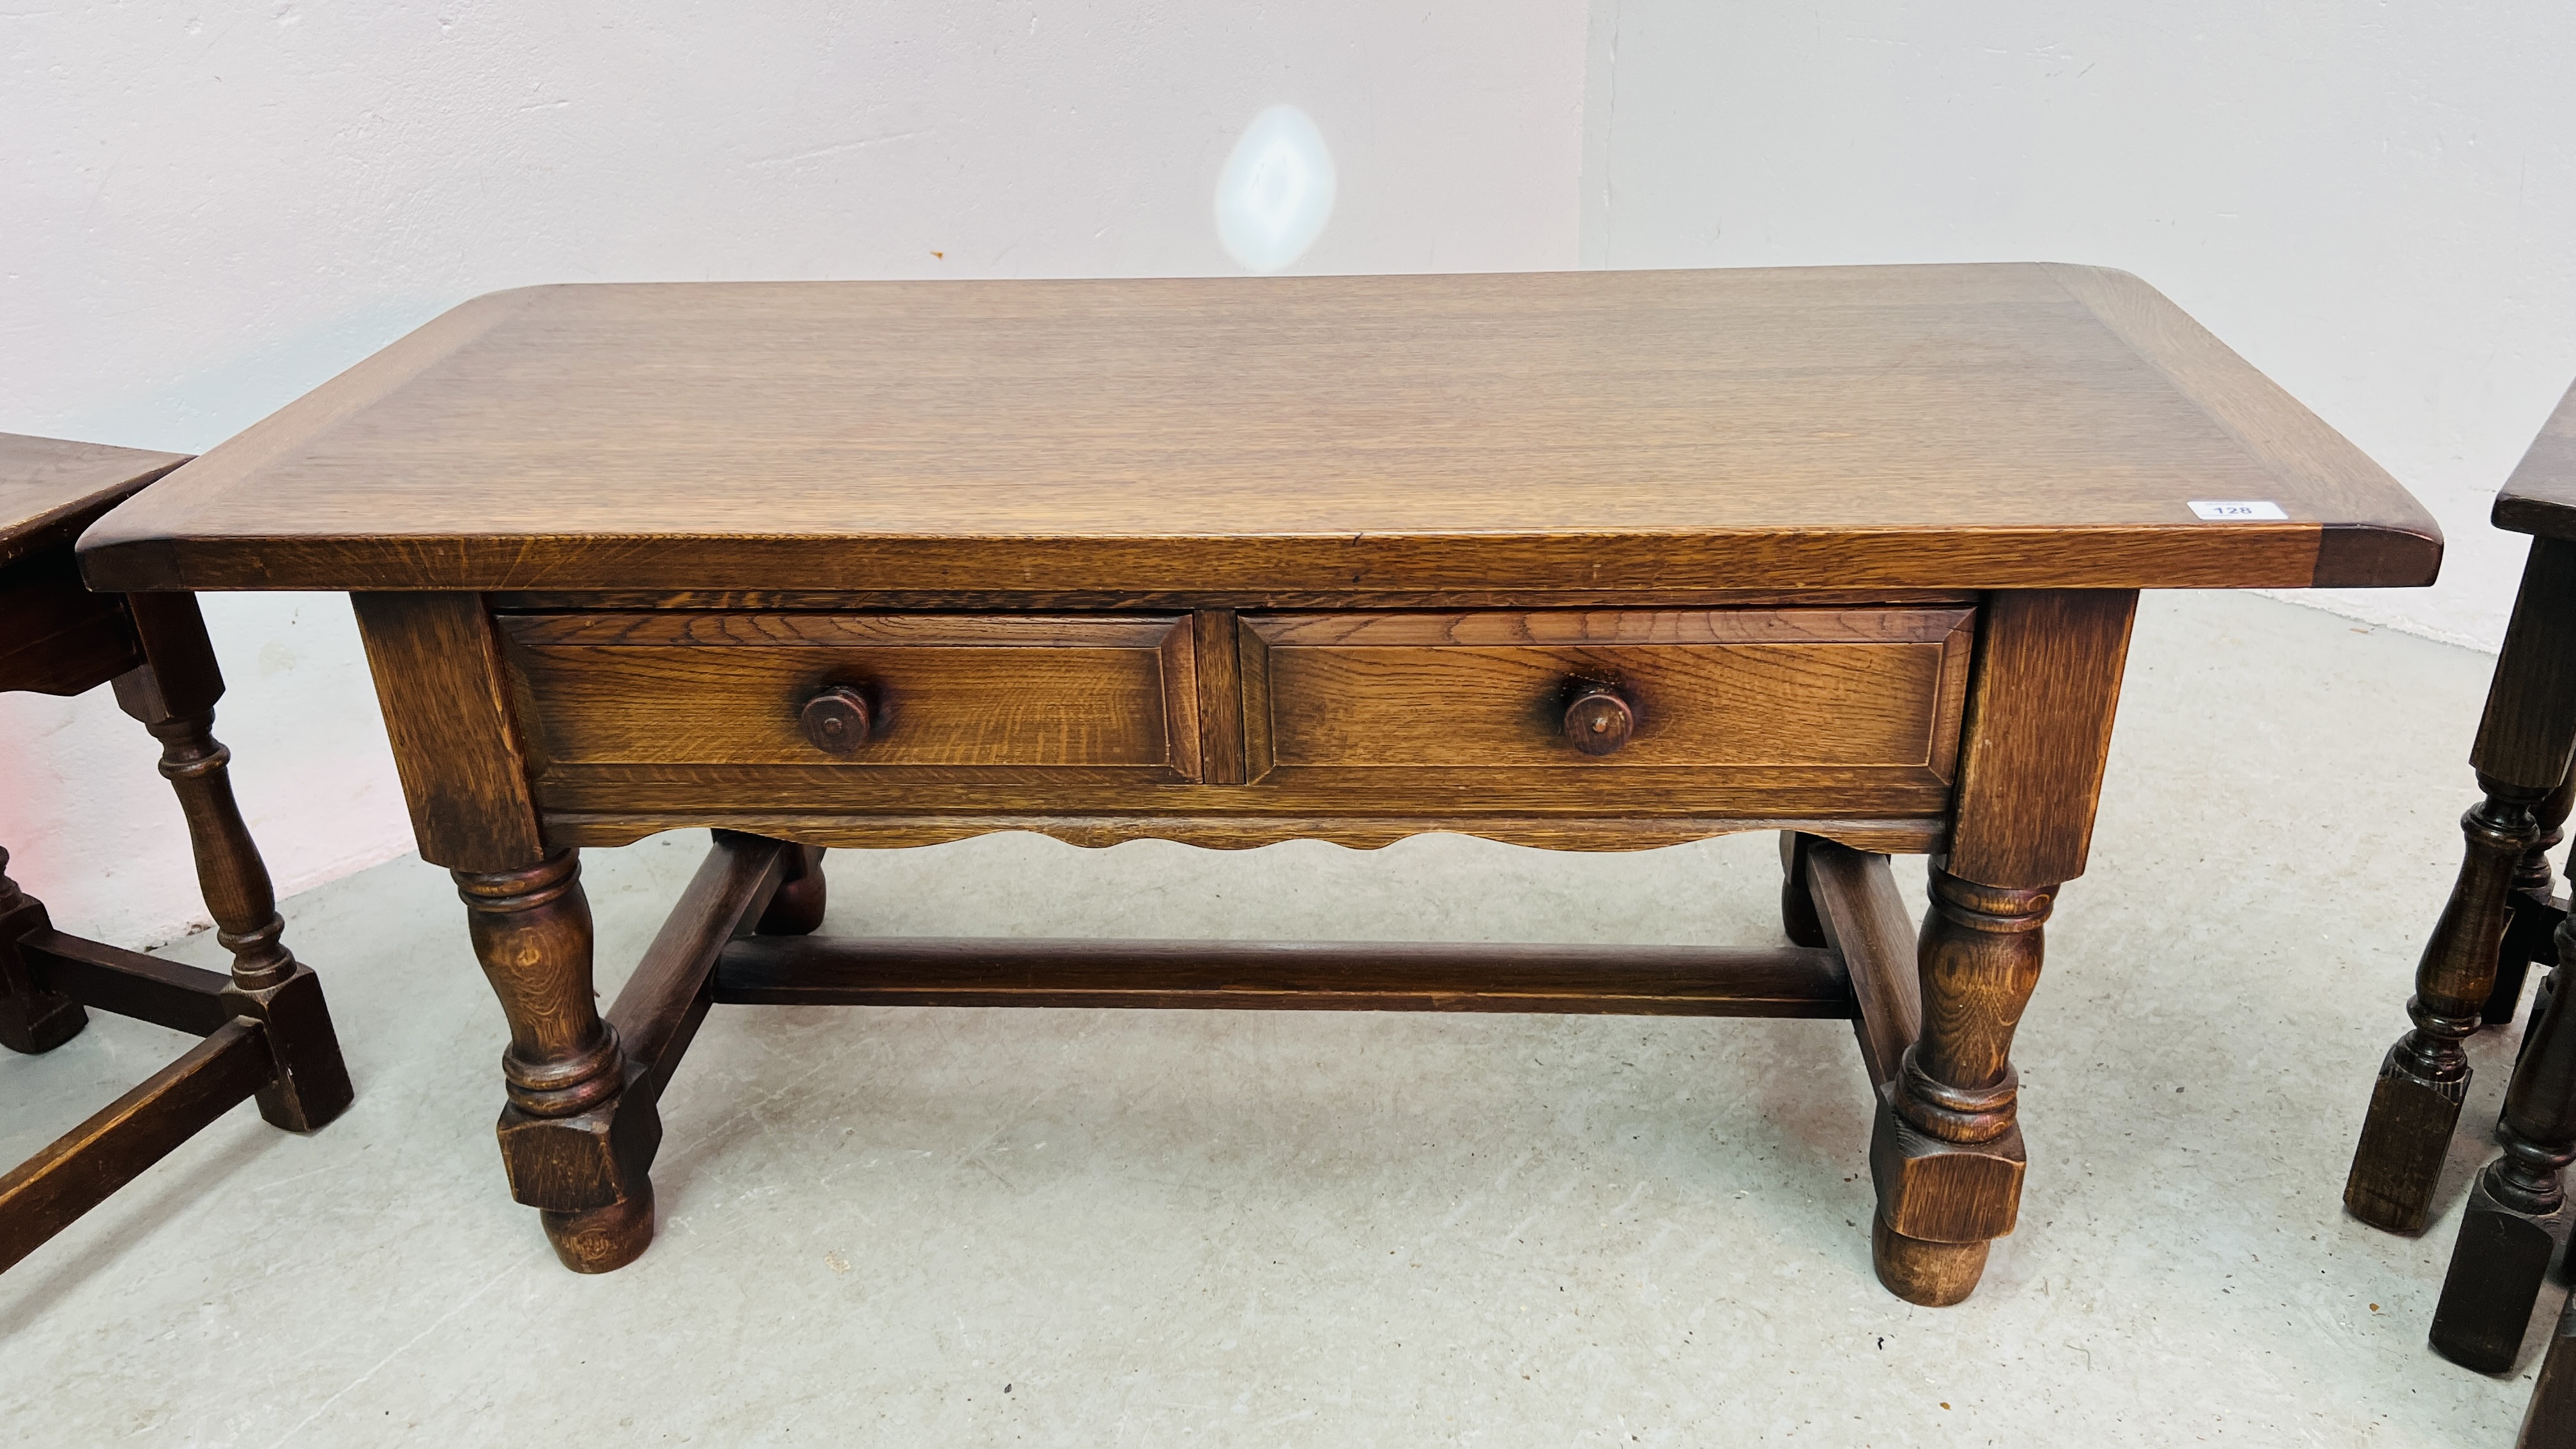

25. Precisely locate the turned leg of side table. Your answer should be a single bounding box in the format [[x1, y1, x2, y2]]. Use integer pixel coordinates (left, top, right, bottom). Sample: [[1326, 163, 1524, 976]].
[[2488, 775, 2573, 1027], [453, 849, 656, 1273], [2349, 778, 2550, 1231], [114, 593, 351, 1131], [2429, 894, 2576, 1372], [2351, 537, 2576, 1234]]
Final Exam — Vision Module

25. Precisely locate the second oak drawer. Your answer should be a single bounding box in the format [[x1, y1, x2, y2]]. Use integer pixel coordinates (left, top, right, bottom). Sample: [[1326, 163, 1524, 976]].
[[1239, 608, 1975, 780]]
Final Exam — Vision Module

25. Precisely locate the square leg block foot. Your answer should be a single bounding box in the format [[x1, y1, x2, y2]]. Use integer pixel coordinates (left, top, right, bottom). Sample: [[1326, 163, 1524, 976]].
[[2346, 1047, 2470, 1234], [2431, 1182, 2572, 1374], [222, 965, 354, 1133], [1869, 1086, 2026, 1243], [496, 1078, 662, 1216], [0, 988, 86, 1056]]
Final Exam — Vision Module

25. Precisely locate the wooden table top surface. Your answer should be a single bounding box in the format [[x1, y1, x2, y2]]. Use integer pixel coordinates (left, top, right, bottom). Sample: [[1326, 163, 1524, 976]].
[[79, 264, 2439, 597], [2494, 377, 2576, 542], [2, 433, 190, 571]]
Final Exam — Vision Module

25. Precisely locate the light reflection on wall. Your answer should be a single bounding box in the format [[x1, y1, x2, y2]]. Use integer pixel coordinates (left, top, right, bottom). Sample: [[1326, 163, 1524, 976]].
[[1215, 105, 1337, 273]]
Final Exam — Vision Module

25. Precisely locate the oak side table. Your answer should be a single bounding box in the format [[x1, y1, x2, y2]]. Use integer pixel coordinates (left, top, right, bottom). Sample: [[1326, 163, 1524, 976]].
[[1, 433, 351, 1273], [2350, 376, 2576, 1447], [79, 266, 2438, 1301]]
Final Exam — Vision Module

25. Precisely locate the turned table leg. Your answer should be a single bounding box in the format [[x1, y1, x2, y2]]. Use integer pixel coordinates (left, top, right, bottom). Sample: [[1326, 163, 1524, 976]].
[[2351, 537, 2576, 1234], [2488, 773, 2574, 1027], [1862, 588, 2135, 1305], [1871, 866, 2051, 1305], [2429, 893, 2576, 1372], [454, 849, 656, 1272], [114, 593, 351, 1131], [2348, 778, 2549, 1231]]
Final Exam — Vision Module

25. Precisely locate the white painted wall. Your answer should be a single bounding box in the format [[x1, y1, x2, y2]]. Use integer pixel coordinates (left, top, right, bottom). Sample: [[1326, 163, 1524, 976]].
[[1583, 1, 2576, 647], [1, 2, 1588, 946]]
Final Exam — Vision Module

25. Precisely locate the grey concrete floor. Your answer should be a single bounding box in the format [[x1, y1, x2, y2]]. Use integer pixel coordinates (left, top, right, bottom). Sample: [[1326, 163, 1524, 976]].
[[1, 590, 2561, 1446]]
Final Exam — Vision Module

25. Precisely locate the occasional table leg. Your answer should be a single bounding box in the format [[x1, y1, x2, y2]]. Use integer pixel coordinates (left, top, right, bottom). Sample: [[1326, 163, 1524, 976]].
[[2527, 1294, 2576, 1449], [114, 594, 351, 1131], [755, 845, 828, 937], [1871, 866, 2050, 1306], [1779, 833, 1827, 948], [0, 848, 86, 1055], [453, 849, 655, 1273], [2360, 535, 2576, 1232], [1866, 588, 2134, 1305], [2431, 898, 2576, 1372], [2489, 773, 2574, 1027], [2348, 779, 2547, 1232]]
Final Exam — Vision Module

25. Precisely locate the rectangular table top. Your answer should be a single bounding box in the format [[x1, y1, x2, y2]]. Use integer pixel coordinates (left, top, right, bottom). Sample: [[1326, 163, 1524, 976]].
[[2494, 376, 2576, 543], [2, 433, 190, 571], [79, 264, 2439, 597]]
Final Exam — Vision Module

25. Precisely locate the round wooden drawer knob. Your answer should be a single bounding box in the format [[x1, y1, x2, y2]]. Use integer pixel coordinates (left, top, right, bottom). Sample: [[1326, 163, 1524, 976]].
[[801, 685, 874, 754], [1562, 687, 1634, 756]]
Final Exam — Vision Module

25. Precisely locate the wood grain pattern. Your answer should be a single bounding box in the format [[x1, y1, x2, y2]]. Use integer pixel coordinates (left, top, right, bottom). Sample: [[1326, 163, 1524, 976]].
[[487, 587, 1988, 614], [0, 432, 187, 570], [1867, 867, 2051, 1303], [526, 768, 1959, 829], [1801, 840, 1923, 1088], [608, 832, 792, 1113], [2473, 537, 2576, 789], [1189, 610, 1243, 785], [2493, 375, 2576, 542], [454, 850, 620, 1121], [1942, 590, 2138, 889], [352, 592, 546, 871], [16, 929, 236, 1036], [712, 935, 1855, 1016], [499, 611, 1197, 776], [2045, 265, 2435, 581], [1246, 607, 1972, 777], [77, 268, 2437, 596], [115, 592, 302, 995]]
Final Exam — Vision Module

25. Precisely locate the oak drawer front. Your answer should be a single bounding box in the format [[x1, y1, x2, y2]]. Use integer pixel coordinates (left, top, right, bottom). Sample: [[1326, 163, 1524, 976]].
[[498, 613, 1199, 778], [1242, 608, 1974, 779]]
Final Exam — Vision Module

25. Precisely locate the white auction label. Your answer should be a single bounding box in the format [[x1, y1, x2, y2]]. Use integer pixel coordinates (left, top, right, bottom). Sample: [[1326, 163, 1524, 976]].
[[2187, 500, 2288, 521]]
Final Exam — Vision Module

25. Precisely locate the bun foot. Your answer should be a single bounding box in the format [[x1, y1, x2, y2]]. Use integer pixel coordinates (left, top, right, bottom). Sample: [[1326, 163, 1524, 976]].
[[542, 1184, 655, 1273], [1873, 1216, 1989, 1306]]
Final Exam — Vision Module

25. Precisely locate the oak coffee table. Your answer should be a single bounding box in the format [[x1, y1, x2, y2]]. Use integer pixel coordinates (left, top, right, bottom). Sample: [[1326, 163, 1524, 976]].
[[79, 266, 2439, 1301]]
